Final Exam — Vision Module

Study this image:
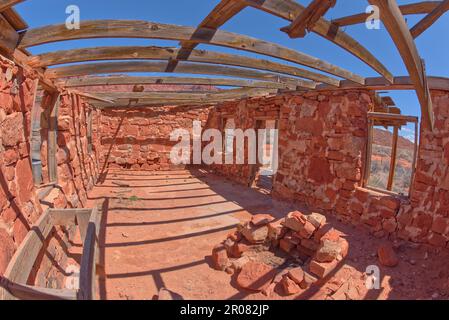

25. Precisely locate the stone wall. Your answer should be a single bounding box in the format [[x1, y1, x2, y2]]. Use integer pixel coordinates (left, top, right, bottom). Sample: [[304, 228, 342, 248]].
[[205, 89, 449, 248], [395, 90, 449, 246], [207, 95, 283, 185], [0, 54, 101, 287], [98, 106, 211, 171]]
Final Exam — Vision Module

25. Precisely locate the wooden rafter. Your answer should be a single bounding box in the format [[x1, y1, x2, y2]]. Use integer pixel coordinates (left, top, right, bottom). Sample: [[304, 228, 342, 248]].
[[369, 0, 434, 130], [0, 14, 19, 52], [29, 46, 340, 86], [18, 20, 364, 84], [243, 0, 394, 82], [332, 1, 444, 26], [281, 0, 336, 38], [0, 0, 23, 12], [168, 0, 247, 72], [410, 0, 449, 38], [60, 76, 293, 90], [316, 76, 449, 91], [86, 87, 278, 101], [45, 61, 316, 89]]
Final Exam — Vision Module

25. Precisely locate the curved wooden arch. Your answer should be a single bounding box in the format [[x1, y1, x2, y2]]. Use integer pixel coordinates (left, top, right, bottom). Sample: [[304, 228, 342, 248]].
[[29, 46, 340, 86], [60, 76, 293, 89], [45, 61, 317, 89], [242, 0, 394, 83], [19, 20, 364, 84]]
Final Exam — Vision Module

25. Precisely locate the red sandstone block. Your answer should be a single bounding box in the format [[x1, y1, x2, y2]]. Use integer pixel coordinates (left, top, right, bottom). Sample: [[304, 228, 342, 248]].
[[309, 259, 338, 279], [377, 243, 398, 267], [428, 232, 448, 247], [279, 238, 295, 253], [432, 216, 449, 234]]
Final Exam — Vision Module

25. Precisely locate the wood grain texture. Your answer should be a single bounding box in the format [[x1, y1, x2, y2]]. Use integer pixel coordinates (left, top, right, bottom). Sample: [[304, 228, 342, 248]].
[[0, 14, 19, 52], [18, 19, 363, 83], [369, 0, 434, 130], [243, 0, 393, 82], [0, 0, 24, 12], [410, 0, 449, 38], [61, 76, 292, 89], [29, 46, 339, 86], [45, 61, 316, 89]]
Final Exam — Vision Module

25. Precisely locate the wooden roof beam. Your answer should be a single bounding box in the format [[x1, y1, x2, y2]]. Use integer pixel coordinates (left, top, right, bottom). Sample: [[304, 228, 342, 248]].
[[0, 14, 19, 53], [332, 1, 444, 26], [86, 87, 279, 101], [0, 0, 24, 12], [60, 76, 292, 90], [169, 0, 247, 72], [410, 0, 449, 38], [18, 20, 364, 84], [29, 46, 340, 86], [243, 0, 393, 82], [368, 1, 433, 130], [281, 0, 336, 38], [45, 61, 317, 90]]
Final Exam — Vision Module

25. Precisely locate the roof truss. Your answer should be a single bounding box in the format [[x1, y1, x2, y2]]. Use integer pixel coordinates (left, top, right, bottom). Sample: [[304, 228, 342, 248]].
[[0, 0, 446, 130]]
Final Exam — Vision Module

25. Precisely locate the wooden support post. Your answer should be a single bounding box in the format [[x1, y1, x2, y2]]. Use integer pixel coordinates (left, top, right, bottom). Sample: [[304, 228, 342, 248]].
[[363, 119, 374, 187], [29, 79, 42, 185], [410, 0, 449, 38], [387, 126, 399, 191], [47, 93, 60, 183]]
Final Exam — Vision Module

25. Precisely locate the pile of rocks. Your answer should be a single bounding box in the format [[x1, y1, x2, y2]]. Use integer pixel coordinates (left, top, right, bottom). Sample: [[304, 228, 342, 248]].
[[211, 211, 349, 296]]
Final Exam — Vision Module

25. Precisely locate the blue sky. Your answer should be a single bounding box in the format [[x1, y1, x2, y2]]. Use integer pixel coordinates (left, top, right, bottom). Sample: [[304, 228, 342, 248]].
[[14, 0, 449, 125]]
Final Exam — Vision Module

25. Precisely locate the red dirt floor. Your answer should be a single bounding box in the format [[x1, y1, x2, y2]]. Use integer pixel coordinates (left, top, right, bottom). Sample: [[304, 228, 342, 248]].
[[85, 169, 449, 300]]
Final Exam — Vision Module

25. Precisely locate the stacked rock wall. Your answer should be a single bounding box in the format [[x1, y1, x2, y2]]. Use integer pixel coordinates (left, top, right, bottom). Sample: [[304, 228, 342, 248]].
[[0, 54, 101, 287], [98, 106, 212, 170], [207, 89, 449, 248]]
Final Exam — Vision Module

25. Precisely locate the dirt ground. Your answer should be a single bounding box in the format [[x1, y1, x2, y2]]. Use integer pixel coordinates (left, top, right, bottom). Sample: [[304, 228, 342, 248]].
[[85, 169, 449, 300]]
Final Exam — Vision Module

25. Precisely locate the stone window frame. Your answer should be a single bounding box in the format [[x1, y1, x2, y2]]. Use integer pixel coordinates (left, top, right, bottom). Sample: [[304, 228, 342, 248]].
[[363, 112, 419, 197]]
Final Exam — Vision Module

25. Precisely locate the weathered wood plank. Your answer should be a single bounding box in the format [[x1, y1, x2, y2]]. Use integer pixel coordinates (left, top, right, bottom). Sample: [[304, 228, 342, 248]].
[[1, 209, 53, 300], [45, 61, 316, 89], [29, 79, 42, 185], [47, 93, 60, 182], [369, 0, 434, 130], [281, 0, 336, 38], [172, 0, 248, 71], [0, 14, 19, 52], [2, 280, 77, 300], [18, 20, 364, 83], [29, 46, 339, 86], [78, 207, 100, 300], [0, 0, 24, 12], [2, 7, 28, 30], [410, 0, 449, 38], [61, 76, 292, 90], [332, 1, 443, 26], [314, 76, 449, 91], [243, 0, 393, 82], [90, 88, 279, 101], [387, 126, 399, 191]]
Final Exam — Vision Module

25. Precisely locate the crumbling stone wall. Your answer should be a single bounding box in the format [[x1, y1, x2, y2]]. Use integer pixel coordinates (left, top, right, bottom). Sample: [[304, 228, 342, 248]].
[[206, 89, 449, 248], [0, 54, 101, 287], [395, 90, 449, 246], [207, 95, 283, 185], [98, 106, 211, 170], [0, 55, 41, 276]]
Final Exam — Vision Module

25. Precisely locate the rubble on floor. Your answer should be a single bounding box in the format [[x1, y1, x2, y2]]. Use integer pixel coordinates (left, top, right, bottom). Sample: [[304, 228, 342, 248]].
[[211, 210, 350, 297]]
